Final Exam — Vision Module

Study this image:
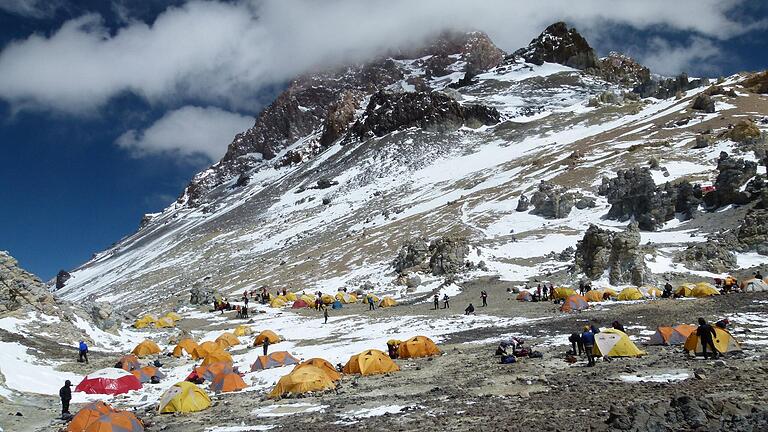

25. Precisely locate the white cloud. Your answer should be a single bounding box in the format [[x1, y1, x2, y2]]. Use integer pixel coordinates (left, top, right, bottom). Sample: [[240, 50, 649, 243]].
[[639, 37, 723, 77], [116, 106, 252, 161], [0, 0, 762, 114], [0, 0, 62, 18]]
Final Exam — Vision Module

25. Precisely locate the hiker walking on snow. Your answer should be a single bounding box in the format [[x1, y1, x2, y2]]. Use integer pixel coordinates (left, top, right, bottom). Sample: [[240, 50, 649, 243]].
[[323, 306, 329, 324], [78, 340, 89, 364], [481, 290, 488, 307], [696, 317, 719, 359], [59, 380, 72, 418], [581, 326, 596, 367], [442, 294, 450, 309], [262, 338, 270, 356], [433, 294, 439, 310]]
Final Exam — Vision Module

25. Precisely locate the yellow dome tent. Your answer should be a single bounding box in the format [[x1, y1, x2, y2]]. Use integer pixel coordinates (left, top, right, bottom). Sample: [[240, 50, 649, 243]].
[[593, 329, 646, 357], [158, 382, 211, 413], [398, 336, 440, 359], [172, 339, 198, 358], [154, 317, 175, 328], [342, 349, 400, 376], [233, 325, 253, 336], [300, 294, 316, 305], [684, 327, 741, 355], [617, 287, 644, 301], [293, 358, 341, 382], [164, 312, 182, 321], [602, 288, 618, 297], [675, 283, 695, 297], [640, 286, 662, 298], [270, 297, 287, 308], [691, 283, 719, 297], [192, 341, 223, 360], [131, 340, 161, 358], [552, 287, 575, 300], [335, 292, 353, 304], [320, 294, 335, 305], [200, 350, 233, 367], [348, 293, 358, 303], [254, 330, 281, 346], [268, 365, 336, 399], [133, 315, 156, 329], [215, 332, 240, 349], [584, 290, 604, 302], [379, 296, 397, 308], [284, 292, 297, 301]]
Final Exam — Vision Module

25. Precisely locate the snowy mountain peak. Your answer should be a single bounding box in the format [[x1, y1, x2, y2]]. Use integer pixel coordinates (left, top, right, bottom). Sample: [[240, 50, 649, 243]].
[[513, 21, 599, 70]]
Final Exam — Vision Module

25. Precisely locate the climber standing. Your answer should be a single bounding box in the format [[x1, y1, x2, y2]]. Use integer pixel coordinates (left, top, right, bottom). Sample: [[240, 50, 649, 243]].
[[78, 340, 89, 364], [59, 380, 72, 418], [481, 290, 488, 307], [433, 294, 439, 310], [442, 294, 450, 309]]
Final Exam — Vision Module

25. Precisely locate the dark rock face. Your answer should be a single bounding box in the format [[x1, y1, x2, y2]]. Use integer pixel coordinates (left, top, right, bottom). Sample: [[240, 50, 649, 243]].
[[692, 93, 715, 113], [675, 242, 737, 273], [393, 236, 470, 275], [189, 281, 219, 306], [737, 209, 768, 255], [516, 194, 530, 212], [633, 73, 708, 99], [605, 394, 768, 432], [514, 22, 599, 70], [349, 91, 500, 139], [319, 90, 364, 146], [597, 52, 650, 87], [55, 270, 71, 290], [529, 181, 574, 219], [704, 152, 759, 208], [574, 223, 651, 286], [598, 167, 701, 230]]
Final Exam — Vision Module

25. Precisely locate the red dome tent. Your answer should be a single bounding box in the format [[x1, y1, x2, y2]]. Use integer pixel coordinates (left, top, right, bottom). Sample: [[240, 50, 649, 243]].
[[75, 368, 143, 395]]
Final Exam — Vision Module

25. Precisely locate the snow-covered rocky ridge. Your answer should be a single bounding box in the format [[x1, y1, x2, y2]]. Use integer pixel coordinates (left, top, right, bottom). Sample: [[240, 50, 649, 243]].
[[53, 24, 768, 314]]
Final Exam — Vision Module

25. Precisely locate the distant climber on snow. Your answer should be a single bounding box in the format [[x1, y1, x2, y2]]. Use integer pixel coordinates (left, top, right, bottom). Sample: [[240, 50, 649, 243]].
[[433, 294, 439, 310], [481, 290, 488, 307], [464, 303, 475, 315], [78, 340, 88, 364]]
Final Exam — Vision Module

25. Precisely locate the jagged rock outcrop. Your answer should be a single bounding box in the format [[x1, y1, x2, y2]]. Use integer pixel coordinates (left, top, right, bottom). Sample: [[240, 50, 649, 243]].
[[189, 281, 220, 306], [529, 181, 575, 219], [634, 73, 708, 99], [1, 251, 59, 314], [319, 90, 364, 146], [704, 152, 759, 208], [55, 269, 71, 290], [742, 70, 768, 94], [349, 90, 500, 139], [514, 22, 599, 70], [89, 302, 119, 331], [675, 242, 737, 273], [606, 394, 768, 431], [393, 236, 470, 275], [692, 93, 715, 113], [599, 167, 701, 230], [597, 52, 650, 87], [574, 223, 651, 286], [516, 194, 530, 212], [737, 209, 768, 255]]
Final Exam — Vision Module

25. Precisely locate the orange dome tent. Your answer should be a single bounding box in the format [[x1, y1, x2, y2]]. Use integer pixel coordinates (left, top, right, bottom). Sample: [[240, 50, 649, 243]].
[[268, 365, 336, 399], [130, 366, 165, 383], [116, 354, 141, 372], [648, 325, 697, 345], [192, 341, 222, 360], [172, 339, 198, 358], [584, 290, 604, 302], [84, 411, 144, 432], [516, 291, 533, 302], [131, 340, 161, 358], [398, 336, 441, 359], [195, 362, 234, 381], [201, 350, 233, 367], [209, 372, 248, 393], [253, 330, 280, 346], [250, 351, 300, 371], [293, 358, 341, 382], [67, 401, 114, 432], [342, 349, 400, 376], [215, 332, 240, 349], [560, 295, 589, 312], [684, 327, 741, 356]]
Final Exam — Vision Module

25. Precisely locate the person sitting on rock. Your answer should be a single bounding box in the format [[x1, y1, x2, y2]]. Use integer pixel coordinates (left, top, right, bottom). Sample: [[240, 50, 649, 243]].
[[715, 318, 729, 329], [612, 321, 625, 333], [755, 270, 763, 280], [464, 303, 475, 315]]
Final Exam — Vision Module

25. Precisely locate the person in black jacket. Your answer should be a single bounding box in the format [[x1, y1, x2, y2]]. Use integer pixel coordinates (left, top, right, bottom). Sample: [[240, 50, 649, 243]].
[[59, 380, 72, 417], [696, 317, 718, 359]]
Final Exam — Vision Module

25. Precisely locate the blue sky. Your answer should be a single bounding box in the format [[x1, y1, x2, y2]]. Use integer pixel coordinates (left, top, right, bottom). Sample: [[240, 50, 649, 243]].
[[0, 0, 767, 279]]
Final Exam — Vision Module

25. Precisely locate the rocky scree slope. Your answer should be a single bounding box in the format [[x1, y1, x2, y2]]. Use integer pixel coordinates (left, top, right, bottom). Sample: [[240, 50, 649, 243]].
[[53, 23, 768, 314]]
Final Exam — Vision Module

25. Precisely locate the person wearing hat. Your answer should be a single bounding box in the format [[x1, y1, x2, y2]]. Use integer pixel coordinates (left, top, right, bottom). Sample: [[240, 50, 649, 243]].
[[580, 326, 596, 367], [59, 380, 72, 417]]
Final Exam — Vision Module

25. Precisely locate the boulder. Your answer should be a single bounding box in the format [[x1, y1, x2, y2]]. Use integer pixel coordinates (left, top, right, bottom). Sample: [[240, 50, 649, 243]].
[[574, 196, 597, 210], [675, 243, 737, 273], [692, 93, 715, 113], [693, 134, 712, 149], [516, 194, 530, 212], [574, 223, 652, 286], [429, 237, 470, 276], [405, 274, 422, 288], [704, 152, 758, 208], [634, 72, 709, 99], [529, 181, 575, 219], [393, 238, 431, 273], [724, 119, 762, 144], [597, 52, 650, 87], [737, 209, 768, 255], [90, 302, 120, 331], [55, 270, 71, 290], [742, 70, 768, 94], [189, 282, 219, 306]]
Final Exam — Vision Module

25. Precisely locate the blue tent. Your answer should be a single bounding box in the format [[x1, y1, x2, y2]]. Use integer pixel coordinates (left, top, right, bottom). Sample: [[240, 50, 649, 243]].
[[331, 300, 343, 309]]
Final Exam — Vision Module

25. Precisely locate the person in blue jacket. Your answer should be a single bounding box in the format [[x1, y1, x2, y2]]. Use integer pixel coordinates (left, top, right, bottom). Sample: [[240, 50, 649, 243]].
[[78, 340, 88, 364], [581, 326, 596, 367]]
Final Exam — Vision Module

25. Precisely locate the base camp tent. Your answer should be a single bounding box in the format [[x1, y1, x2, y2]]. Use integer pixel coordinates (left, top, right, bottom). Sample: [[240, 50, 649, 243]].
[[75, 368, 143, 395], [560, 295, 589, 312], [516, 291, 533, 302], [639, 286, 662, 298], [552, 287, 575, 300], [293, 358, 341, 382], [158, 382, 211, 413], [617, 287, 644, 301], [83, 411, 144, 432], [192, 341, 222, 360], [195, 362, 234, 381], [741, 278, 768, 292], [133, 315, 156, 329], [331, 300, 343, 309], [675, 283, 695, 297], [116, 355, 141, 372], [200, 350, 233, 367], [321, 294, 335, 305], [209, 372, 248, 393], [215, 332, 240, 349], [292, 299, 310, 309], [691, 282, 720, 297], [131, 340, 161, 358], [270, 297, 287, 308], [154, 317, 175, 328], [684, 327, 741, 356], [379, 297, 397, 307], [254, 330, 281, 346], [130, 366, 165, 383], [172, 339, 198, 358], [164, 312, 182, 321], [251, 351, 300, 371], [649, 325, 697, 345], [233, 325, 253, 336], [268, 365, 336, 399], [343, 349, 400, 375], [593, 329, 646, 357], [584, 290, 604, 302], [67, 401, 114, 432], [398, 336, 441, 359]]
